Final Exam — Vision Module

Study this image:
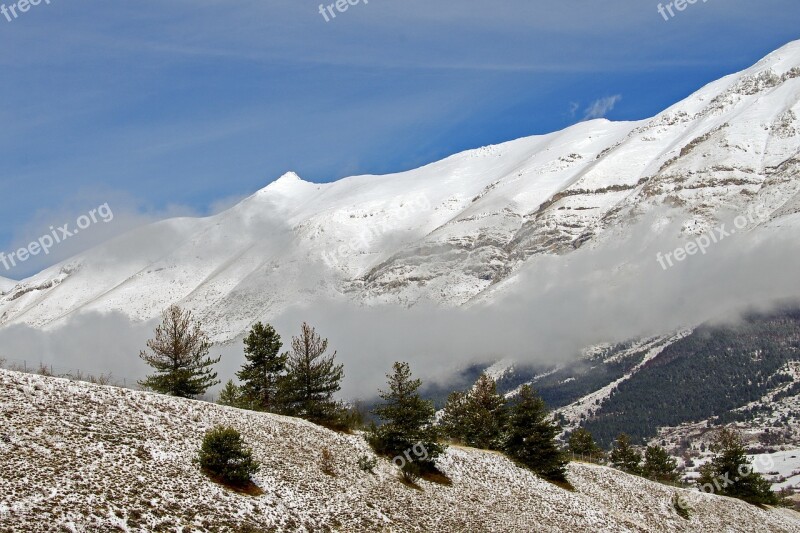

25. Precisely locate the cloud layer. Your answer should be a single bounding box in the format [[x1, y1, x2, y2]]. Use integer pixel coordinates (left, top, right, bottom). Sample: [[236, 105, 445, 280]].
[[3, 211, 799, 399]]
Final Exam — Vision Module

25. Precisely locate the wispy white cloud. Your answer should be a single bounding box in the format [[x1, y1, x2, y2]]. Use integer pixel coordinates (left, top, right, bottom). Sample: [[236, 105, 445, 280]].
[[583, 95, 622, 120], [568, 101, 580, 118]]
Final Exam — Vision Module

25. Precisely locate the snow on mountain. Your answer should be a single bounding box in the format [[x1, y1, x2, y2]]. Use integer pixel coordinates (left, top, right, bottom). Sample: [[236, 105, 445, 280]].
[[3, 368, 800, 532], [2, 40, 800, 342], [0, 276, 15, 294]]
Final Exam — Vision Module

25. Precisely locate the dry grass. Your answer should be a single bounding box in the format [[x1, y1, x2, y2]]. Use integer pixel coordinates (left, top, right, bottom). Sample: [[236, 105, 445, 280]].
[[3, 369, 800, 532]]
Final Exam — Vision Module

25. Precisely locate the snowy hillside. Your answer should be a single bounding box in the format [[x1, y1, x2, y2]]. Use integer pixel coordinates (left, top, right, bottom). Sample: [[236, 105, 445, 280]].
[[2, 369, 799, 532], [2, 40, 800, 342]]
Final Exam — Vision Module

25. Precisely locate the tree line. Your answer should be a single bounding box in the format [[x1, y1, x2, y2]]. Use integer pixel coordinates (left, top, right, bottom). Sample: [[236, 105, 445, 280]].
[[137, 306, 570, 483], [567, 426, 779, 507], [138, 306, 353, 430], [136, 305, 783, 504]]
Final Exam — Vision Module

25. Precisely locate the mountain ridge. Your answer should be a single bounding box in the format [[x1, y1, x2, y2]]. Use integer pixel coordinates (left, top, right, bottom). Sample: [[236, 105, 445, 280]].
[[1, 40, 800, 343]]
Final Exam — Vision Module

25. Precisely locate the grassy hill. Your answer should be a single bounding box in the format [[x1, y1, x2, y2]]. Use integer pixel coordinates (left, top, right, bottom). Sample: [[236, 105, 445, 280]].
[[1, 369, 799, 532]]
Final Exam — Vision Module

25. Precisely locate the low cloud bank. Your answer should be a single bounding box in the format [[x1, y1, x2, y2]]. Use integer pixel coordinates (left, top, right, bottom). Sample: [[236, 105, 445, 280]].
[[1, 213, 799, 399]]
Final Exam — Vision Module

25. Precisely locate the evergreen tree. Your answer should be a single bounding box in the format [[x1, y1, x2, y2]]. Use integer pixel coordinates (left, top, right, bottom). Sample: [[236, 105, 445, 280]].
[[218, 379, 246, 408], [642, 444, 679, 484], [280, 322, 345, 426], [236, 322, 287, 411], [501, 385, 568, 482], [367, 362, 444, 471], [568, 427, 603, 462], [138, 305, 220, 398], [440, 390, 469, 440], [610, 433, 642, 475], [197, 426, 260, 486], [440, 373, 506, 450], [697, 428, 778, 505]]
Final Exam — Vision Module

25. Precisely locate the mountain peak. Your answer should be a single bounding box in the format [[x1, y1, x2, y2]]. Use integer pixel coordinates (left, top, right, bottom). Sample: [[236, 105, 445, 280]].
[[256, 171, 316, 198], [748, 38, 800, 76], [276, 171, 303, 183]]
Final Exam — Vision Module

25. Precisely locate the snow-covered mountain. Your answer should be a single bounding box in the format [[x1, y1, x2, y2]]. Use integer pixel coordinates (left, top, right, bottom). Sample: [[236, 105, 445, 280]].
[[2, 40, 800, 342], [3, 368, 799, 532], [0, 276, 16, 294]]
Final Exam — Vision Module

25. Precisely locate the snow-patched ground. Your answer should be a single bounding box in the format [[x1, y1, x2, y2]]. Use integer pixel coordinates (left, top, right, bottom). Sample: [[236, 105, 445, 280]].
[[684, 446, 800, 492], [751, 449, 800, 492], [1, 370, 799, 532]]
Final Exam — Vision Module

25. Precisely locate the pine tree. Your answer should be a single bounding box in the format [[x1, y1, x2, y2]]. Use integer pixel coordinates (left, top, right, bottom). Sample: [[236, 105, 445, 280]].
[[440, 373, 506, 450], [367, 362, 444, 471], [568, 427, 603, 462], [697, 428, 778, 505], [138, 305, 220, 398], [197, 426, 260, 486], [440, 390, 469, 440], [610, 433, 642, 475], [465, 373, 506, 449], [501, 385, 568, 482], [236, 322, 287, 411], [642, 444, 679, 484], [280, 322, 344, 425], [218, 379, 246, 408]]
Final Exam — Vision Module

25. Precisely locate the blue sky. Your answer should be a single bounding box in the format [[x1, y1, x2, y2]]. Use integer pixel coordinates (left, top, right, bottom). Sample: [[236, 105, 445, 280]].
[[0, 0, 799, 278]]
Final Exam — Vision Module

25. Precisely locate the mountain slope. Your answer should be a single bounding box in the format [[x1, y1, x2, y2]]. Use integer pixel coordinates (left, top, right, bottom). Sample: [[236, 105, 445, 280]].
[[1, 41, 800, 342], [576, 310, 800, 445], [0, 276, 15, 294], [2, 368, 799, 532], [469, 309, 800, 456]]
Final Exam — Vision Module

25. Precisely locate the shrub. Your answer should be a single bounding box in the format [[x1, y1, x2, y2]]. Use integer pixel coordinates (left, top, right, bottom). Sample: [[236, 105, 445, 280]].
[[198, 426, 260, 486], [358, 455, 378, 474], [401, 462, 421, 485], [673, 493, 691, 520], [320, 447, 336, 476]]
